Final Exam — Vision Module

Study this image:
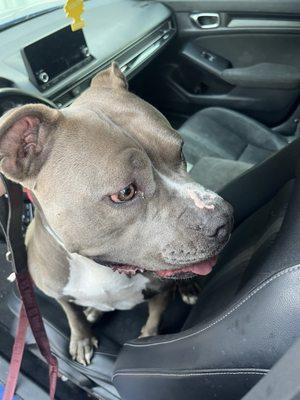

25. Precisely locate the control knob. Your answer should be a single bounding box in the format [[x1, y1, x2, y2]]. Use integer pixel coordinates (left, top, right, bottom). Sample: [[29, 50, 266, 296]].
[[38, 71, 49, 83]]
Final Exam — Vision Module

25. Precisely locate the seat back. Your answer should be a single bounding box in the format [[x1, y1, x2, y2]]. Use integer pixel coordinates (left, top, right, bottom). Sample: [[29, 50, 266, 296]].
[[113, 138, 300, 400]]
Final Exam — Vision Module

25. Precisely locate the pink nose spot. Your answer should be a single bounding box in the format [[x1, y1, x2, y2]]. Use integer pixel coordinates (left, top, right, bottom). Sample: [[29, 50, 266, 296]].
[[188, 190, 215, 210]]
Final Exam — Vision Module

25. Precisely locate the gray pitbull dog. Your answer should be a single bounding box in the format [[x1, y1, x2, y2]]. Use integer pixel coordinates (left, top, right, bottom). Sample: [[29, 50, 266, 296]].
[[0, 63, 233, 365]]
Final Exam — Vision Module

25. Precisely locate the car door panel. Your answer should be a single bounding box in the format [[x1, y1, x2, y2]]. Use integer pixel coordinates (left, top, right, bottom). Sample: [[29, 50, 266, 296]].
[[164, 0, 300, 14], [149, 1, 300, 127]]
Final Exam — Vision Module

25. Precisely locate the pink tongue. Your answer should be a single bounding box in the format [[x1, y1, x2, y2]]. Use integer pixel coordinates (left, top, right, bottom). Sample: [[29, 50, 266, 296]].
[[156, 257, 217, 278]]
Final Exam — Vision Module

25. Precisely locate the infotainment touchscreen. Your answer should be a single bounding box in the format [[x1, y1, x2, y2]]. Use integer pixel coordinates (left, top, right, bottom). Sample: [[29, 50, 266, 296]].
[[22, 26, 93, 91]]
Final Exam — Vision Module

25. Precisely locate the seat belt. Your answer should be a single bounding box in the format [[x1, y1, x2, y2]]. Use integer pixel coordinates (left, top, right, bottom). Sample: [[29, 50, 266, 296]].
[[0, 174, 58, 400]]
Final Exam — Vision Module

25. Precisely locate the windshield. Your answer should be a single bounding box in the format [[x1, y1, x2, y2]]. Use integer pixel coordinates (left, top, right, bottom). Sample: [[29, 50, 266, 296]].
[[0, 0, 65, 29]]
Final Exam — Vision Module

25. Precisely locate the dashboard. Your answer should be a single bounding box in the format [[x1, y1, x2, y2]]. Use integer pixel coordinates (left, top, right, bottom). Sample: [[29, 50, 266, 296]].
[[0, 0, 175, 109]]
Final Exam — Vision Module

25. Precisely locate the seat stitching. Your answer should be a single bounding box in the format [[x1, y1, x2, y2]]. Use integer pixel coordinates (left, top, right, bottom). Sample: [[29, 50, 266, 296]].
[[112, 369, 268, 381], [124, 264, 300, 348], [114, 368, 268, 373]]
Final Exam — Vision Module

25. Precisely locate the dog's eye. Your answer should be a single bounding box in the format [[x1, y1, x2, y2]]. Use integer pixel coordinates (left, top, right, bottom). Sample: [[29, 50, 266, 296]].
[[110, 183, 137, 203]]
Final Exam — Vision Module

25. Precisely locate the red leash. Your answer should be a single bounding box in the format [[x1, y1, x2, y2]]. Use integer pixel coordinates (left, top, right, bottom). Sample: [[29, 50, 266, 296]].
[[0, 176, 58, 400], [3, 304, 28, 400]]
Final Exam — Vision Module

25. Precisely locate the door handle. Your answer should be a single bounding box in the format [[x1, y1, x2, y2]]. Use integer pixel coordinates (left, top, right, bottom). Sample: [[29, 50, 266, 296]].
[[190, 13, 220, 29]]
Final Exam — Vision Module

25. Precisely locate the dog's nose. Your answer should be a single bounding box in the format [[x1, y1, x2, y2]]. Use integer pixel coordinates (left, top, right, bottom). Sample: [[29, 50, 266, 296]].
[[199, 216, 231, 241], [205, 219, 229, 240], [194, 202, 233, 242]]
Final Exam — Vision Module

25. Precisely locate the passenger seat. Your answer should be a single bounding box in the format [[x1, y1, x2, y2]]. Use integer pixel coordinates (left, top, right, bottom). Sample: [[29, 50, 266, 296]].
[[113, 132, 300, 400], [179, 107, 289, 191]]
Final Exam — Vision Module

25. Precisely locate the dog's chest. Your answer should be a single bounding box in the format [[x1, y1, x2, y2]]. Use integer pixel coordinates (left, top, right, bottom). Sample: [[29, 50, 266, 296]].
[[63, 253, 150, 311]]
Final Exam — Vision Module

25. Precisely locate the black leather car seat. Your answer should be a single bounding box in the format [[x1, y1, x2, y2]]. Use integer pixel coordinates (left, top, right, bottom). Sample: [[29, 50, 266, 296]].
[[179, 107, 290, 191], [113, 137, 300, 400]]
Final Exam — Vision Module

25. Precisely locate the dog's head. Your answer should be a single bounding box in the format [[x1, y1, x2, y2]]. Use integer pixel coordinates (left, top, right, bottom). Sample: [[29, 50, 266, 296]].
[[0, 63, 233, 279]]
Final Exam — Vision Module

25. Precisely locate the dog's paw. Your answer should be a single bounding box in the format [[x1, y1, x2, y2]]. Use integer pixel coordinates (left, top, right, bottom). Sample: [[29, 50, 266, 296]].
[[179, 280, 202, 305], [84, 307, 103, 323], [181, 293, 198, 305], [138, 325, 158, 338], [69, 334, 98, 366]]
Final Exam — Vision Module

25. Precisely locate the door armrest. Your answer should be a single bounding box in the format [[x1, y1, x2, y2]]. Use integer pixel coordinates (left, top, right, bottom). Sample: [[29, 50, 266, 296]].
[[221, 63, 300, 89]]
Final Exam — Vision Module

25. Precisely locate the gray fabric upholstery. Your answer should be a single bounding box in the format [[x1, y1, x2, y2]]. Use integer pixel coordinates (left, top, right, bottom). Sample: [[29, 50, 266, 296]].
[[190, 157, 252, 192], [180, 107, 288, 165], [179, 107, 289, 189]]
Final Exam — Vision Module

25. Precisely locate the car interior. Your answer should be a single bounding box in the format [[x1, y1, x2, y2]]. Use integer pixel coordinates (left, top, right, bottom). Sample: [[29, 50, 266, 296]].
[[0, 1, 300, 399]]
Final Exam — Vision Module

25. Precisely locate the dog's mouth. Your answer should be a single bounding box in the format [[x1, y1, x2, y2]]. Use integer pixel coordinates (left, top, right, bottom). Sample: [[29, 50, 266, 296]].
[[154, 256, 217, 278], [92, 256, 218, 279]]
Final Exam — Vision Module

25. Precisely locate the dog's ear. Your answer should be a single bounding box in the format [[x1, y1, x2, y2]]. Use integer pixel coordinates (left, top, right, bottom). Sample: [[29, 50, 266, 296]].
[[91, 62, 128, 90], [0, 103, 60, 182]]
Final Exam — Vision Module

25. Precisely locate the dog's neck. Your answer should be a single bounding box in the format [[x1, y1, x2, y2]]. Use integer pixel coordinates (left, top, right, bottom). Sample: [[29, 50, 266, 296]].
[[29, 191, 116, 272]]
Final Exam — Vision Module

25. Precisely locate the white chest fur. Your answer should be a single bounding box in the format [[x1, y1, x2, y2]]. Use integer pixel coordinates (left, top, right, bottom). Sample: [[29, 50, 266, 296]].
[[63, 253, 149, 311]]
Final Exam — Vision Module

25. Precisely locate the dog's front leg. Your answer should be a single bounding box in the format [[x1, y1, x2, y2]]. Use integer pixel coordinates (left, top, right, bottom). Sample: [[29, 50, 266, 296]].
[[58, 298, 98, 365], [139, 291, 170, 338]]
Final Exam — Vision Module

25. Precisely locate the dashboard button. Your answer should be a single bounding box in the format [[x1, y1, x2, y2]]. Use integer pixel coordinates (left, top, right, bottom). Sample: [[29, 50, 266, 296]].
[[38, 71, 49, 83]]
